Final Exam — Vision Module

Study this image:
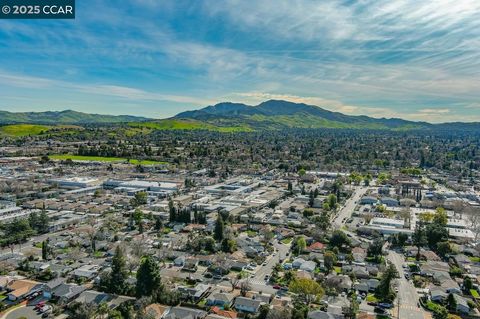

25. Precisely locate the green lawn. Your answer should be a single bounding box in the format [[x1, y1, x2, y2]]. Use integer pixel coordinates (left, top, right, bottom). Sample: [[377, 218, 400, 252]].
[[0, 124, 52, 136], [246, 230, 258, 237], [334, 266, 342, 274], [470, 256, 480, 263], [367, 294, 379, 303], [281, 238, 293, 244], [129, 119, 252, 132], [426, 300, 444, 312], [50, 154, 167, 165], [93, 251, 104, 258], [471, 289, 480, 298]]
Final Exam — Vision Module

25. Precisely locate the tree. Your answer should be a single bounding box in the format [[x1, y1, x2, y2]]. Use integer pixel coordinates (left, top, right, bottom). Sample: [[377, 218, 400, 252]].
[[433, 207, 448, 226], [289, 278, 324, 304], [155, 217, 163, 231], [109, 246, 129, 295], [257, 304, 270, 319], [345, 293, 359, 319], [136, 256, 163, 298], [463, 277, 473, 291], [294, 237, 307, 255], [375, 263, 397, 302], [214, 214, 224, 242], [327, 194, 338, 210], [425, 223, 448, 251], [131, 191, 148, 207], [240, 280, 251, 297], [436, 241, 451, 258], [324, 251, 337, 274], [287, 181, 293, 193], [221, 238, 237, 253], [446, 293, 457, 312], [367, 238, 384, 259], [38, 210, 50, 233], [432, 305, 449, 319], [413, 223, 427, 260], [41, 239, 50, 260], [391, 232, 408, 248], [330, 230, 350, 249]]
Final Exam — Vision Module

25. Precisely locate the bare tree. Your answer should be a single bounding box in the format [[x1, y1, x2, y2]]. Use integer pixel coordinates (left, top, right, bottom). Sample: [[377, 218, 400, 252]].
[[130, 240, 146, 258], [240, 279, 251, 296], [68, 246, 83, 260], [465, 206, 480, 241], [230, 273, 242, 292]]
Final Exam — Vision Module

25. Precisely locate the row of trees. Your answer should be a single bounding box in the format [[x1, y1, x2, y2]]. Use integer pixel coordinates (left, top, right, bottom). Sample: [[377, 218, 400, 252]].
[[0, 211, 50, 247], [413, 208, 450, 259], [99, 246, 180, 305]]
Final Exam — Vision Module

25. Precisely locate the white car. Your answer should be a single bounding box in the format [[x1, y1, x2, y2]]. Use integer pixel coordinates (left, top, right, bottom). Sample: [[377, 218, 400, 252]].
[[40, 305, 51, 313]]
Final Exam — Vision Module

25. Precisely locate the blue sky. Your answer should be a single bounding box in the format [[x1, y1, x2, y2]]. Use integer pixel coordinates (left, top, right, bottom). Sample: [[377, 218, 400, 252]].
[[0, 0, 479, 122]]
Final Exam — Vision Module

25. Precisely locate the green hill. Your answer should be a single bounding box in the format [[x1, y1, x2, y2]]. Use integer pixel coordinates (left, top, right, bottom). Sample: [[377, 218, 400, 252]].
[[0, 110, 151, 125]]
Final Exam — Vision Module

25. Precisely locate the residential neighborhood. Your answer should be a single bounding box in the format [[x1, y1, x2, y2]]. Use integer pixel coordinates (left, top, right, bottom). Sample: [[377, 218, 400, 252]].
[[0, 148, 479, 319]]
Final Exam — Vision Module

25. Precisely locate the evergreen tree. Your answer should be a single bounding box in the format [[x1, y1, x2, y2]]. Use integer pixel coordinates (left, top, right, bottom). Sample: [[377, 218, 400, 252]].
[[109, 246, 129, 295], [38, 210, 50, 233], [136, 256, 163, 298], [41, 239, 50, 260], [214, 214, 224, 242]]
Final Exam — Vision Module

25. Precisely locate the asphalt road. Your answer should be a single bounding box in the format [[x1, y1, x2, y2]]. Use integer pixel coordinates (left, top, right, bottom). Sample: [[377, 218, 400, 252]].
[[254, 239, 290, 281], [3, 305, 43, 319], [332, 186, 370, 228], [388, 250, 428, 319]]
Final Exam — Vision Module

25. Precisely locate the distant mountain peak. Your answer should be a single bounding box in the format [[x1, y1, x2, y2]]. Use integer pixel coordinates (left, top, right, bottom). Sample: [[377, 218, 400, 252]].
[[173, 99, 435, 130]]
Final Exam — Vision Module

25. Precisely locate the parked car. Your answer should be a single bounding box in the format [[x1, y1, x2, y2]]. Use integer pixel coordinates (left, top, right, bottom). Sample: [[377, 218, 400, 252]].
[[379, 303, 393, 309], [34, 301, 46, 310], [374, 307, 388, 314], [39, 305, 51, 314], [273, 284, 281, 289]]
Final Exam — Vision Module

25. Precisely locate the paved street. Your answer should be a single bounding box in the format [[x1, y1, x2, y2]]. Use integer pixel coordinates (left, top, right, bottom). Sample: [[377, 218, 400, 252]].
[[332, 186, 370, 228], [2, 305, 42, 319], [388, 250, 429, 319], [254, 239, 290, 281]]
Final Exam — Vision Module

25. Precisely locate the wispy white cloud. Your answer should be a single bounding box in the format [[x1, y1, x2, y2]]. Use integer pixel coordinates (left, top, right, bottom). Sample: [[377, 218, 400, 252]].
[[0, 71, 214, 106], [0, 0, 479, 121], [233, 92, 359, 114]]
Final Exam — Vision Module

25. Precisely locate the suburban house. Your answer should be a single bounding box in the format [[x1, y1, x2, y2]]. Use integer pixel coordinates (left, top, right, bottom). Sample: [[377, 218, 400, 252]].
[[234, 296, 263, 313], [6, 279, 41, 301], [206, 291, 235, 307], [164, 306, 207, 319]]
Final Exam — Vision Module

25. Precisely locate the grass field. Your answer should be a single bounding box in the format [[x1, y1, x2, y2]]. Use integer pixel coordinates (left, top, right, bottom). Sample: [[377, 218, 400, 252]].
[[128, 119, 253, 132], [0, 124, 52, 136], [50, 154, 167, 165]]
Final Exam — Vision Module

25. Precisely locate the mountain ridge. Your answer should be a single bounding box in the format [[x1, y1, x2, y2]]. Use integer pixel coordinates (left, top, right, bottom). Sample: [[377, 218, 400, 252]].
[[174, 99, 437, 130], [0, 109, 151, 124], [1, 100, 479, 132]]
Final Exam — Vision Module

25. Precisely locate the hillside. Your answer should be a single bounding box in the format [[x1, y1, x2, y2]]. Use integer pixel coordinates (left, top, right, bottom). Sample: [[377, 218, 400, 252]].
[[0, 110, 151, 124], [2, 100, 480, 133], [174, 100, 433, 130]]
